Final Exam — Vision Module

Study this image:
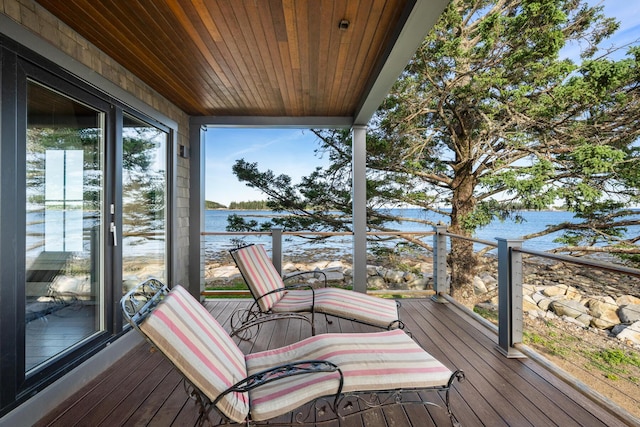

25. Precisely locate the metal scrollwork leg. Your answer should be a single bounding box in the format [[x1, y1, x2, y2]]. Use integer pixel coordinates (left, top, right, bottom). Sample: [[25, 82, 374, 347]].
[[446, 370, 466, 427], [230, 308, 261, 341]]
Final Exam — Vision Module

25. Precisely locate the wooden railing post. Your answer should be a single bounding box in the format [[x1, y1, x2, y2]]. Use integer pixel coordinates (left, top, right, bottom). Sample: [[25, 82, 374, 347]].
[[271, 228, 283, 275], [432, 225, 449, 303], [496, 237, 525, 358]]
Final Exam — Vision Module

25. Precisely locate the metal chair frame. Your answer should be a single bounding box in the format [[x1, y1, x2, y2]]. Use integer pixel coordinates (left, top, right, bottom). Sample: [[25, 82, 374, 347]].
[[121, 279, 464, 427]]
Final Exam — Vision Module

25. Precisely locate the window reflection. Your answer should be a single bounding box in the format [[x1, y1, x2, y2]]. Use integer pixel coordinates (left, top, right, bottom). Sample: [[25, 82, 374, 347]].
[[25, 81, 104, 372], [121, 114, 167, 294]]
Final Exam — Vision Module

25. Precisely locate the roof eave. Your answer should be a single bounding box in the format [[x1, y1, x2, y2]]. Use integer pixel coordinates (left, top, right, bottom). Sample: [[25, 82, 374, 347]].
[[353, 0, 449, 126]]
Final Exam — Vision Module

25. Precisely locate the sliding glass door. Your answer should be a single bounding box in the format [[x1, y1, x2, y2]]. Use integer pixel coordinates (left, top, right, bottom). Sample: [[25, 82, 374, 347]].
[[25, 81, 105, 371], [122, 114, 168, 292], [0, 38, 172, 415]]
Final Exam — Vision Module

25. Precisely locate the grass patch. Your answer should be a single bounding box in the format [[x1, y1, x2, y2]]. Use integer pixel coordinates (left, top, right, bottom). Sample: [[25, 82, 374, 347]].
[[585, 348, 640, 381], [523, 330, 569, 357], [204, 281, 252, 299], [473, 306, 498, 324]]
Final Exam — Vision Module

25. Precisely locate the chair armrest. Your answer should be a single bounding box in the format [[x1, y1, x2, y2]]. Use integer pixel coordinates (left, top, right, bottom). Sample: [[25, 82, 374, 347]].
[[219, 360, 343, 397], [254, 283, 316, 306], [121, 278, 168, 328], [254, 283, 317, 316], [283, 270, 328, 288]]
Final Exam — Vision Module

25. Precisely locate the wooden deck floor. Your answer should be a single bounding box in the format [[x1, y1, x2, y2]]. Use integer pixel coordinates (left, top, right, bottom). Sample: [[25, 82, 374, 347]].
[[35, 298, 636, 426]]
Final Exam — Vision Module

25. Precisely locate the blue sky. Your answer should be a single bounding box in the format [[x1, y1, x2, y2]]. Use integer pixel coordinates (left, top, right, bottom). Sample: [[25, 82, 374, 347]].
[[205, 1, 640, 206], [205, 128, 324, 205]]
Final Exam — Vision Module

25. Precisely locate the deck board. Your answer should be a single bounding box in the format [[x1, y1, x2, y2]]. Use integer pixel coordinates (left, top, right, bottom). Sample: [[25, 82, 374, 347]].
[[35, 298, 634, 427]]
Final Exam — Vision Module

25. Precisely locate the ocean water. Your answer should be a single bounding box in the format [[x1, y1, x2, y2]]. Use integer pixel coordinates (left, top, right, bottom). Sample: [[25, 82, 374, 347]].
[[204, 209, 639, 257]]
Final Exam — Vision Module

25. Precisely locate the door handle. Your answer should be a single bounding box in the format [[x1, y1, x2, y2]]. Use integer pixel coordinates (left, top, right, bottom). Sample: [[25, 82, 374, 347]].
[[110, 222, 118, 246]]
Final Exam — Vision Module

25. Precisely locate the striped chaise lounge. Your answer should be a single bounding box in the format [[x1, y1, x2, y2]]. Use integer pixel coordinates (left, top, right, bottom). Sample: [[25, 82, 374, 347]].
[[121, 279, 464, 426], [229, 244, 403, 338]]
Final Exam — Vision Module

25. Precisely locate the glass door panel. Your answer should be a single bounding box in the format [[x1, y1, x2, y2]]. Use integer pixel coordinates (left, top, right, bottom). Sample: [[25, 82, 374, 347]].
[[25, 81, 104, 372], [122, 114, 167, 293]]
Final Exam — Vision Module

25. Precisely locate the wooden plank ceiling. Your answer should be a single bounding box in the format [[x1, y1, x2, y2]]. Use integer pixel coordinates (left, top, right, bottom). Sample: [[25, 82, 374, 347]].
[[35, 0, 412, 118]]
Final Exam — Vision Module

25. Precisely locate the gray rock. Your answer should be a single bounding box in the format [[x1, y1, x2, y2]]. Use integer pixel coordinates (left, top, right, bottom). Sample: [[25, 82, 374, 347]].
[[611, 324, 628, 336], [617, 295, 640, 306], [537, 297, 556, 311], [480, 273, 497, 287], [543, 284, 569, 297], [614, 321, 640, 346], [322, 270, 344, 282], [575, 313, 593, 326], [550, 299, 588, 318], [366, 265, 379, 276], [523, 295, 539, 313], [522, 283, 537, 296], [384, 269, 405, 284], [407, 276, 430, 290], [367, 276, 386, 289], [588, 299, 620, 329], [618, 304, 640, 324], [531, 291, 545, 304], [404, 272, 417, 283], [473, 276, 487, 295]]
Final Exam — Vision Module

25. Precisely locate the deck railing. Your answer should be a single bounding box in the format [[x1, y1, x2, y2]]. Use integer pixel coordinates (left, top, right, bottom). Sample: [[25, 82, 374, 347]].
[[202, 226, 640, 359], [203, 226, 640, 418], [202, 229, 434, 277], [432, 226, 640, 357]]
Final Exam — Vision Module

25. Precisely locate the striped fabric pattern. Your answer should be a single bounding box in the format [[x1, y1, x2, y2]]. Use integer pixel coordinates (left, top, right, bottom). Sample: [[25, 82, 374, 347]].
[[315, 287, 398, 328], [245, 329, 452, 421], [233, 245, 285, 312], [273, 287, 399, 329], [139, 285, 250, 423]]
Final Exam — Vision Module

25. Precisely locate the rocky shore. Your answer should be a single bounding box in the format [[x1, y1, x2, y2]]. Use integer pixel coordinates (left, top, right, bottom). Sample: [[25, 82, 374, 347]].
[[206, 249, 640, 347]]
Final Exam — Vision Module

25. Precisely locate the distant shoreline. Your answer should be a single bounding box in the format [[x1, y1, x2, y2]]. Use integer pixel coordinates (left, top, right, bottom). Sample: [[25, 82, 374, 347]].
[[204, 207, 574, 212]]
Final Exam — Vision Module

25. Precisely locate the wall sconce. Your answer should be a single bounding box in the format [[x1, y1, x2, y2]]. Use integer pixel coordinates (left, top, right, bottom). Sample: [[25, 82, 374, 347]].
[[179, 144, 189, 159]]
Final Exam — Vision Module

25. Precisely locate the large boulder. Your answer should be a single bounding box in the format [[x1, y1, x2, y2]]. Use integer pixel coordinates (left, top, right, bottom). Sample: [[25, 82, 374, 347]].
[[550, 299, 588, 318], [616, 295, 640, 306], [588, 299, 620, 330]]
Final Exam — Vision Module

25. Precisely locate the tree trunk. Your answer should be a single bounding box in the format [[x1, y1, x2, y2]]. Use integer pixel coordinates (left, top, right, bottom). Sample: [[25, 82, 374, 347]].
[[448, 164, 478, 306]]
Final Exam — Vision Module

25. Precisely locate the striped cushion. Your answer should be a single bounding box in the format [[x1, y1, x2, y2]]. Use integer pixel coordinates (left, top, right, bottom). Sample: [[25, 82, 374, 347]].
[[270, 289, 314, 312], [273, 287, 400, 329], [233, 245, 285, 312], [139, 285, 249, 423], [245, 329, 452, 421], [315, 287, 399, 328]]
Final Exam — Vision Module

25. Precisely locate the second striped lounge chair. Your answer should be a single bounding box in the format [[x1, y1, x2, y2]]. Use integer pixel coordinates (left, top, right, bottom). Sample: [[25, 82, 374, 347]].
[[229, 244, 404, 338]]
